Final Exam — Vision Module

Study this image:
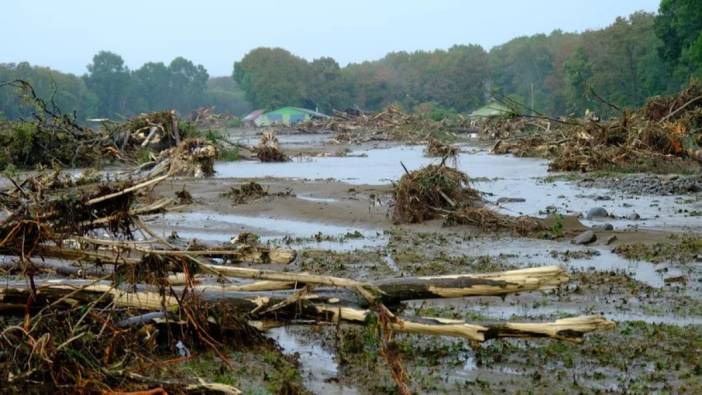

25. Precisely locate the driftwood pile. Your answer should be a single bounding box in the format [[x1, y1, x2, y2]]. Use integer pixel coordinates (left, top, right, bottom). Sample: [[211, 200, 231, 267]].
[[189, 107, 238, 129], [136, 138, 219, 178], [300, 106, 475, 143], [112, 110, 183, 153], [392, 163, 548, 236], [491, 83, 702, 172], [0, 171, 614, 393], [0, 80, 226, 178], [424, 137, 459, 157]]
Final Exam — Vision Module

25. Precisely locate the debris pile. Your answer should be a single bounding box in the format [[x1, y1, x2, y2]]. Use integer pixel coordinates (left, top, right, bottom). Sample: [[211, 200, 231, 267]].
[[0, 81, 231, 177], [221, 181, 293, 205], [189, 106, 238, 129], [301, 105, 474, 143], [112, 110, 184, 152], [424, 137, 459, 157], [491, 83, 702, 172], [255, 131, 288, 162], [392, 163, 548, 235], [446, 207, 544, 235], [0, 80, 115, 169], [393, 163, 481, 223], [473, 116, 551, 140], [138, 138, 219, 178]]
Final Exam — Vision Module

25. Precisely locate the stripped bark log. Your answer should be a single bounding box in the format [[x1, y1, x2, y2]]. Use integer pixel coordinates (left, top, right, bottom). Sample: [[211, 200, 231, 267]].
[[313, 304, 614, 343], [0, 280, 613, 343]]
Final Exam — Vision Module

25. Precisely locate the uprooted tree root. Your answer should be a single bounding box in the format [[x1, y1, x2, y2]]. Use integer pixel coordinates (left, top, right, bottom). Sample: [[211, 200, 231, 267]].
[[256, 132, 287, 162], [392, 163, 480, 223], [424, 138, 459, 157]]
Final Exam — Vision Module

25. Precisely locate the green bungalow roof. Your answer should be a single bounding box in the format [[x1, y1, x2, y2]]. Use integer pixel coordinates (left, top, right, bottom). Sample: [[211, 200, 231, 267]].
[[470, 102, 515, 117], [254, 106, 329, 126], [264, 107, 328, 118]]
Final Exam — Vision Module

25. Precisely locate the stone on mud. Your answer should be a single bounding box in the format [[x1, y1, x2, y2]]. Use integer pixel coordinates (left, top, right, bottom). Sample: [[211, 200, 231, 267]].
[[586, 207, 609, 219], [572, 230, 597, 245]]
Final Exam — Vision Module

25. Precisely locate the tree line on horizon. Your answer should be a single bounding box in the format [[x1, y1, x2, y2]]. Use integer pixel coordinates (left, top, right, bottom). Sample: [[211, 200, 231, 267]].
[[1, 0, 700, 121]]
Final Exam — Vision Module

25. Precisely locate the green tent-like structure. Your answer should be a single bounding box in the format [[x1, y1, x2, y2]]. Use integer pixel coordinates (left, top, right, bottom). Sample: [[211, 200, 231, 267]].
[[254, 106, 329, 126], [470, 102, 516, 117]]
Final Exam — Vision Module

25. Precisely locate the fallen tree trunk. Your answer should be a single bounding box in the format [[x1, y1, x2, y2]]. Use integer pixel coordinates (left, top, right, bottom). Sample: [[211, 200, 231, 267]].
[[312, 304, 614, 343], [0, 264, 570, 305], [0, 280, 613, 343]]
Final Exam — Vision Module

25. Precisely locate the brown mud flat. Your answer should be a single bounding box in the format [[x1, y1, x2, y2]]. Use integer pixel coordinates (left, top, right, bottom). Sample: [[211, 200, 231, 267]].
[[2, 133, 701, 394]]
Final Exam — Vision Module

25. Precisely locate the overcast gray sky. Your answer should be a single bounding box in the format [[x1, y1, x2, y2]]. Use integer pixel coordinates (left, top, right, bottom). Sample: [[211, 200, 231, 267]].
[[1, 0, 660, 76]]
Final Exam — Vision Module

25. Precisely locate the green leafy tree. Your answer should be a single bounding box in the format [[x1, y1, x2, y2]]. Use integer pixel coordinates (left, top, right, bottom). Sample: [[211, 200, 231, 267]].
[[168, 57, 209, 113], [234, 48, 308, 109], [205, 77, 251, 115], [84, 51, 131, 116], [131, 62, 171, 112], [305, 57, 350, 113], [0, 62, 97, 120], [564, 47, 593, 115], [655, 0, 702, 81]]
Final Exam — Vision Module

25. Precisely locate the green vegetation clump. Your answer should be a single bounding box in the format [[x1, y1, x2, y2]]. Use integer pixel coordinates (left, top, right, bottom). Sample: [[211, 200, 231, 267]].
[[614, 236, 702, 263], [0, 119, 103, 170]]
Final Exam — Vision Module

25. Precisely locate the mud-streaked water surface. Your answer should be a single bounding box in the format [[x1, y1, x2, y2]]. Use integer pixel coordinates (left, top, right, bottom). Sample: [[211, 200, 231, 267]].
[[216, 144, 702, 230], [267, 327, 358, 395]]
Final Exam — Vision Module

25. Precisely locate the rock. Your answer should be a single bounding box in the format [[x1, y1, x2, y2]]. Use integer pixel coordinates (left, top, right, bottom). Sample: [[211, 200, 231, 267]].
[[622, 203, 633, 208], [627, 212, 641, 220], [586, 207, 609, 220], [664, 275, 687, 285], [592, 223, 614, 231], [572, 230, 597, 245], [497, 197, 526, 204], [605, 235, 617, 245]]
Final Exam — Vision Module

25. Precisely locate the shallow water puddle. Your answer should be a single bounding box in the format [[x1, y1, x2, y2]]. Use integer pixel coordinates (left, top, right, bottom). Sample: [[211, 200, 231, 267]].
[[444, 236, 669, 288], [267, 327, 358, 394], [149, 211, 387, 251], [296, 193, 339, 203]]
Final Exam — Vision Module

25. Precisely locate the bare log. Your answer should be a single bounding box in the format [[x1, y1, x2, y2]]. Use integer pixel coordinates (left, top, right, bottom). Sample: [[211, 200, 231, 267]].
[[0, 280, 613, 343], [313, 304, 614, 343]]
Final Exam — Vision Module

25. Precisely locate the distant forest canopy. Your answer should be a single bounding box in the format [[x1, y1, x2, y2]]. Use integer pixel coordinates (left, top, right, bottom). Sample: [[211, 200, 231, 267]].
[[1, 0, 700, 121], [0, 55, 252, 120]]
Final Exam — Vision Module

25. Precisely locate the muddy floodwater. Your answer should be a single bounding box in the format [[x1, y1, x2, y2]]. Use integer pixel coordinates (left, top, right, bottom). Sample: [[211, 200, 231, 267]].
[[142, 132, 702, 393]]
